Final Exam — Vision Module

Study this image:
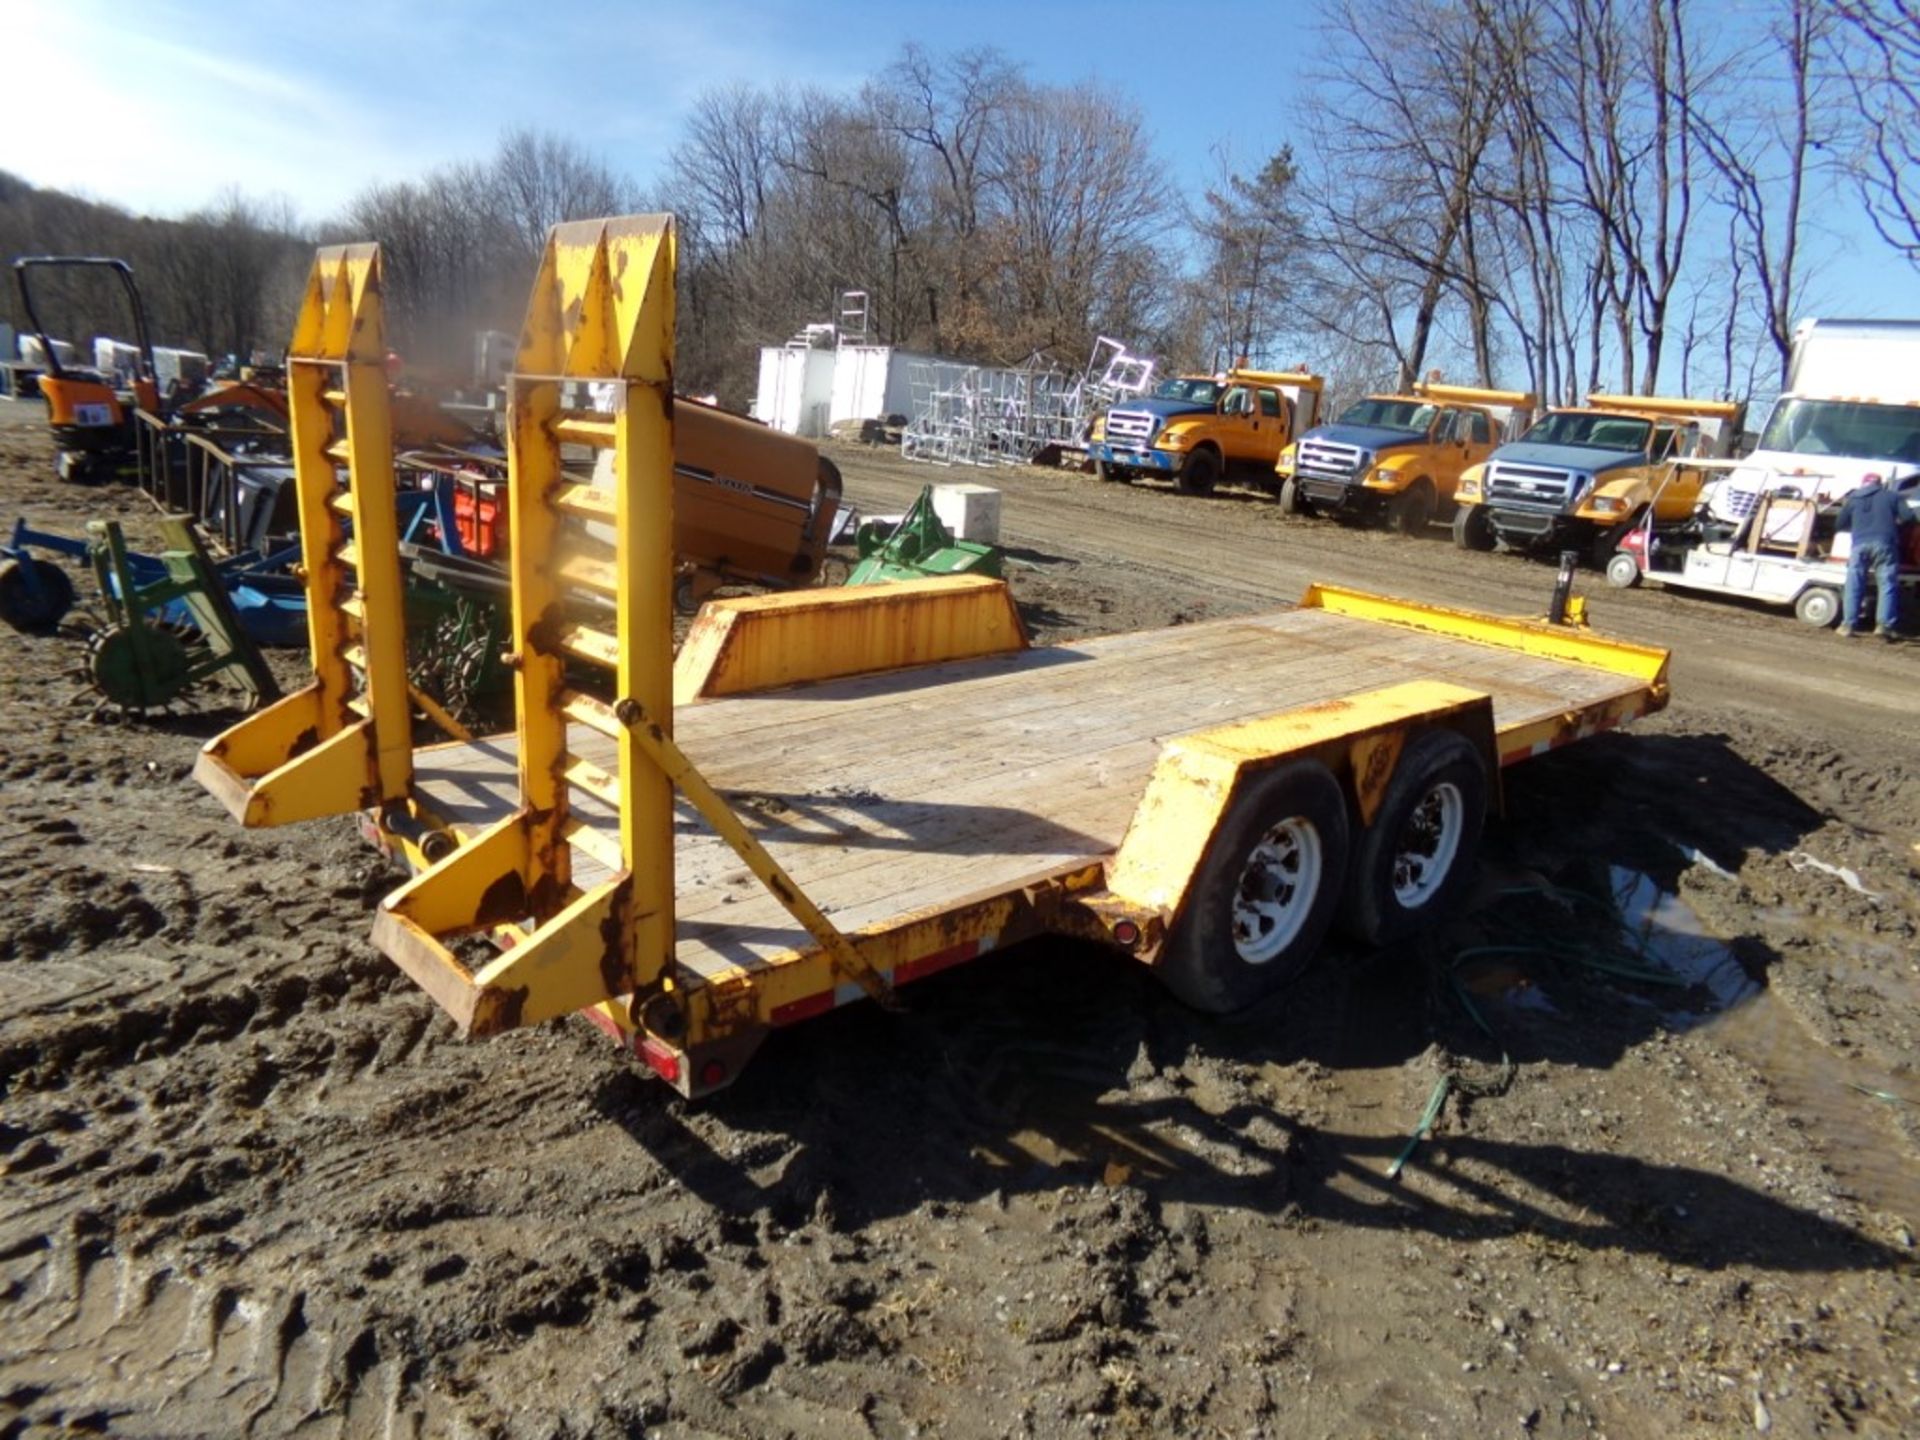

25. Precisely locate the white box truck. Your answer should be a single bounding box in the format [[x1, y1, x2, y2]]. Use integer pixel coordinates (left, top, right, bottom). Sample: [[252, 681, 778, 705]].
[[1702, 319, 1920, 529]]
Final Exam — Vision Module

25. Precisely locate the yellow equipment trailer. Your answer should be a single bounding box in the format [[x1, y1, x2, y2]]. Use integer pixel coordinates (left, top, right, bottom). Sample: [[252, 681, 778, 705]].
[[195, 217, 1672, 1097]]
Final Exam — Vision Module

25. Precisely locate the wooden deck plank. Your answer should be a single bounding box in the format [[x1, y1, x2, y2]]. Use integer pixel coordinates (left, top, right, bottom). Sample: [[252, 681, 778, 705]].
[[671, 609, 1616, 748]]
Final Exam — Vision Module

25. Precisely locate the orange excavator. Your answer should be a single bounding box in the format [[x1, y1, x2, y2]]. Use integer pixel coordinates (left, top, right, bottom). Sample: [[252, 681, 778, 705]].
[[13, 256, 166, 482]]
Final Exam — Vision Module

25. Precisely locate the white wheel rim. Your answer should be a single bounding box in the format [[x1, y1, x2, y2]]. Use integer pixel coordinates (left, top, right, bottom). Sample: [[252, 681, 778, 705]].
[[1231, 817, 1323, 964], [1392, 781, 1464, 909]]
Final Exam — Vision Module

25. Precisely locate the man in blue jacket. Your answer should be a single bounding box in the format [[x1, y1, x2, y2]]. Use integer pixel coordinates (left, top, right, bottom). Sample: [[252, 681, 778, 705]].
[[1836, 472, 1908, 639]]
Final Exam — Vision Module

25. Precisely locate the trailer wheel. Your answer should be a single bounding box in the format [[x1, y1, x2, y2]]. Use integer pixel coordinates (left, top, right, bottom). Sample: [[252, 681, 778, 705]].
[[1389, 479, 1436, 537], [1452, 504, 1495, 551], [1794, 585, 1841, 628], [1342, 729, 1487, 947], [1279, 478, 1313, 516], [1176, 447, 1221, 495], [1157, 761, 1350, 1013], [0, 557, 77, 633], [1605, 550, 1642, 588]]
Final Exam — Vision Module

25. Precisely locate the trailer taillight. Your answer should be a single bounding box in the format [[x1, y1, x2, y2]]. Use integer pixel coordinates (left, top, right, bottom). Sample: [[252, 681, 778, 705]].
[[1112, 919, 1141, 949], [637, 1037, 680, 1084], [699, 1059, 728, 1090]]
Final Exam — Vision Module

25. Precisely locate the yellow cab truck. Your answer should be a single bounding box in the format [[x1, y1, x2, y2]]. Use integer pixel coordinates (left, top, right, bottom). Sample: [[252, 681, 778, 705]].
[[1452, 393, 1744, 563], [193, 218, 1672, 1098], [1087, 369, 1324, 494], [1274, 381, 1535, 535]]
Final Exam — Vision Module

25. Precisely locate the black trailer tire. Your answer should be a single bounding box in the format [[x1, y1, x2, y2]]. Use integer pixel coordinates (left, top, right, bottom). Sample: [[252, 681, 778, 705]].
[[1453, 504, 1495, 551], [1279, 477, 1313, 516], [1175, 447, 1221, 495], [1605, 550, 1642, 588], [1157, 761, 1350, 1014], [1341, 729, 1488, 948], [0, 557, 77, 633], [1389, 479, 1437, 537], [1794, 585, 1841, 628]]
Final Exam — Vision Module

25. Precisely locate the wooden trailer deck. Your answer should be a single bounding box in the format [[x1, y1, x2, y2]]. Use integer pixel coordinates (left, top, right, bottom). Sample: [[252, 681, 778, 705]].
[[410, 604, 1662, 985]]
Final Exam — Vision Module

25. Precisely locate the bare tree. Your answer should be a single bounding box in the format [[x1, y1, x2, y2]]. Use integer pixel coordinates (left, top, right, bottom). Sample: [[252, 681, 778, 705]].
[[492, 129, 633, 265], [339, 130, 632, 372], [982, 83, 1169, 364], [868, 45, 1022, 344], [1176, 147, 1301, 371], [1293, 0, 1514, 389], [1831, 0, 1920, 266], [1696, 0, 1837, 384]]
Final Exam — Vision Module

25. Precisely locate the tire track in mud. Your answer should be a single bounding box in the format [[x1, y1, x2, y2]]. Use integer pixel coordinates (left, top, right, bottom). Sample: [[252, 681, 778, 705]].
[[2, 1222, 430, 1438]]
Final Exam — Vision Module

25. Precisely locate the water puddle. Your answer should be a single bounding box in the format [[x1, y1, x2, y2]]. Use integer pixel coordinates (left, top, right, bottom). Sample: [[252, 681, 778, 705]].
[[1478, 865, 1919, 1222], [1606, 866, 1760, 1022]]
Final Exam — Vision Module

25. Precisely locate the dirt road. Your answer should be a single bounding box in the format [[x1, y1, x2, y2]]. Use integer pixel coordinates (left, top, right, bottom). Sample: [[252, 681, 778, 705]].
[[3, 400, 1917, 1438]]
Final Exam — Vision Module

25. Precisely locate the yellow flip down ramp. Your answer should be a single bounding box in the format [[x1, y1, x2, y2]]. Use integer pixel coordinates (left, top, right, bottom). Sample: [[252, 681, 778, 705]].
[[193, 244, 428, 826]]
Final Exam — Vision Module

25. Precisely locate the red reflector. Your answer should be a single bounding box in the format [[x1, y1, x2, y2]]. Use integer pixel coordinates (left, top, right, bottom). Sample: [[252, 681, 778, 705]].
[[699, 1059, 728, 1090], [637, 1037, 681, 1084], [1112, 919, 1141, 948]]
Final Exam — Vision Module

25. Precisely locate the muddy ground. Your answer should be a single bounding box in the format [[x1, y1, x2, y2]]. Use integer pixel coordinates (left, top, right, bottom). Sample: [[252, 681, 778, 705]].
[[3, 397, 1919, 1439]]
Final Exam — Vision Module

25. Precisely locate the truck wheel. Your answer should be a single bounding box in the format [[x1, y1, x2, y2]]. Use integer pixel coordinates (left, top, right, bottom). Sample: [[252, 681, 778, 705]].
[[0, 557, 77, 633], [1279, 478, 1313, 516], [1341, 729, 1487, 948], [1157, 761, 1350, 1014], [1095, 458, 1127, 484], [1175, 448, 1220, 496], [1452, 505, 1495, 551], [1605, 550, 1642, 588], [1589, 514, 1638, 570], [1794, 585, 1841, 628], [1389, 480, 1436, 537]]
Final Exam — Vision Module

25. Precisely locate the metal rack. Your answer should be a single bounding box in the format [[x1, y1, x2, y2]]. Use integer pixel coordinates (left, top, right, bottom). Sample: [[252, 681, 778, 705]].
[[901, 335, 1158, 468]]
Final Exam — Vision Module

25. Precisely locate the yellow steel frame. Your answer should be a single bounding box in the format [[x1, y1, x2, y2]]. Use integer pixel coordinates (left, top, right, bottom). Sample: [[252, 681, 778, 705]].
[[369, 217, 680, 1032], [672, 573, 1029, 705], [1298, 583, 1670, 695], [365, 214, 896, 1040], [193, 244, 418, 826]]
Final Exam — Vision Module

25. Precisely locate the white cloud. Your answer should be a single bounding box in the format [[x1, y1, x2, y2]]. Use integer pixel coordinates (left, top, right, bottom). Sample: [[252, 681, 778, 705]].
[[0, 0, 863, 220]]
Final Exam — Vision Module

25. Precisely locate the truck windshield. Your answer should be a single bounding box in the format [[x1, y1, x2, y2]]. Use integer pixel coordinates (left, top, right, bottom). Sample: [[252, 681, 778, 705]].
[[1523, 412, 1651, 451], [1757, 398, 1920, 464], [1154, 378, 1223, 406], [1336, 398, 1436, 431]]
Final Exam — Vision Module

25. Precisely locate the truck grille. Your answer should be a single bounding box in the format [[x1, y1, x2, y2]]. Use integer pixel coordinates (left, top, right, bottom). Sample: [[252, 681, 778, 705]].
[[1296, 437, 1364, 481], [1485, 462, 1579, 511], [1104, 408, 1157, 443]]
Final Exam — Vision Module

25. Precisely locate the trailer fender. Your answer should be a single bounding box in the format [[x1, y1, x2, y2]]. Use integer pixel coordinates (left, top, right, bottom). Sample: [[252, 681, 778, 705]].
[[1099, 680, 1498, 936]]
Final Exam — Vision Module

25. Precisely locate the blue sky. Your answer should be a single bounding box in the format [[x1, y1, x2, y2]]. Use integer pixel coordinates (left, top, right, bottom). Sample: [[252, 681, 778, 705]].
[[6, 0, 1917, 327]]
